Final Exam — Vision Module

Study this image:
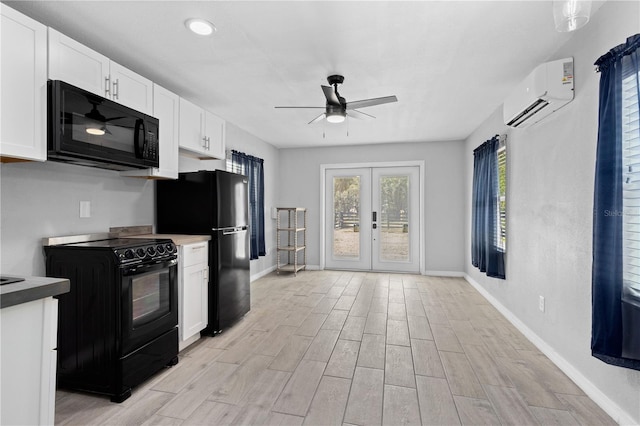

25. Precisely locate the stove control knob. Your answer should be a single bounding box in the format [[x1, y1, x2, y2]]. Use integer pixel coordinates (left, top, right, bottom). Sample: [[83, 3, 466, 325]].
[[136, 248, 146, 258], [124, 249, 135, 260], [156, 244, 165, 254], [165, 243, 175, 253], [147, 246, 156, 256]]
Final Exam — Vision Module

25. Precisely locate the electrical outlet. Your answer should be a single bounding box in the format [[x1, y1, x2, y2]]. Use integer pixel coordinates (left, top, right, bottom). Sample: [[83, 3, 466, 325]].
[[79, 201, 91, 218], [539, 296, 545, 312]]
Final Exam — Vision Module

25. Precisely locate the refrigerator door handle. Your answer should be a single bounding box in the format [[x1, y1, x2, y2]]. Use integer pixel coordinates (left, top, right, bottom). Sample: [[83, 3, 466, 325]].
[[219, 227, 247, 235]]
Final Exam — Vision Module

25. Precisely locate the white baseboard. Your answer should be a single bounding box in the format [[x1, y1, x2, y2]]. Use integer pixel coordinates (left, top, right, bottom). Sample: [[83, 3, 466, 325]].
[[305, 264, 321, 271], [423, 270, 465, 277], [250, 264, 323, 281], [250, 265, 277, 282], [463, 274, 637, 426]]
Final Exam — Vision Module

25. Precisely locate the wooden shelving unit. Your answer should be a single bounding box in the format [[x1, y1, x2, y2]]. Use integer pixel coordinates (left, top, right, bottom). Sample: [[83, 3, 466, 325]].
[[276, 207, 306, 276]]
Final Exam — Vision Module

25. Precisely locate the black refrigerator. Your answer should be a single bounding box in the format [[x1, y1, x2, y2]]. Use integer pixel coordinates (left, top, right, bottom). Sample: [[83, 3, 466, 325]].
[[156, 170, 250, 334]]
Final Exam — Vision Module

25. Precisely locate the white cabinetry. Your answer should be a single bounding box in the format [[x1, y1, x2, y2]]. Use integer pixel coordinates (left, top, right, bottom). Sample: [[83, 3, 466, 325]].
[[48, 28, 153, 115], [0, 4, 47, 162], [1, 297, 58, 425], [121, 84, 179, 179], [179, 97, 226, 159], [178, 242, 209, 351]]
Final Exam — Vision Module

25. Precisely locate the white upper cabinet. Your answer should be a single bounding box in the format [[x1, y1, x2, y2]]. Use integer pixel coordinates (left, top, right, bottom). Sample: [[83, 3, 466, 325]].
[[121, 84, 179, 179], [48, 28, 108, 96], [108, 61, 153, 115], [205, 110, 226, 160], [178, 98, 205, 155], [48, 28, 152, 115], [0, 4, 47, 162], [179, 98, 226, 159]]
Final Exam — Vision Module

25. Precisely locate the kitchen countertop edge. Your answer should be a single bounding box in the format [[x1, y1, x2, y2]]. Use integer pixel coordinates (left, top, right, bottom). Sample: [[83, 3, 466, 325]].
[[130, 234, 211, 246], [1, 277, 70, 309]]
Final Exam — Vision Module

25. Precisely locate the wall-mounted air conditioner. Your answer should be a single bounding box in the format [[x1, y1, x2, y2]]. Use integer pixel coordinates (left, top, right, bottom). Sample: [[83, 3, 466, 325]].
[[503, 57, 574, 128]]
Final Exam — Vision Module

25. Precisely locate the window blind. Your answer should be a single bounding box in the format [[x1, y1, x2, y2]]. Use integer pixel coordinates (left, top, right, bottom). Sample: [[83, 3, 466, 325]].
[[623, 71, 640, 295], [497, 145, 507, 251]]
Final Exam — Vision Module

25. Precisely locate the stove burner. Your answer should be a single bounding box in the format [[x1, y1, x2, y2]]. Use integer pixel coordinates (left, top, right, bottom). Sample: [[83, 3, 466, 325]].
[[46, 237, 177, 265]]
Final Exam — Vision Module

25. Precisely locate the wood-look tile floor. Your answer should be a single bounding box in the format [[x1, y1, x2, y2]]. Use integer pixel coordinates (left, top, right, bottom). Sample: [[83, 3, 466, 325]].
[[55, 271, 616, 425]]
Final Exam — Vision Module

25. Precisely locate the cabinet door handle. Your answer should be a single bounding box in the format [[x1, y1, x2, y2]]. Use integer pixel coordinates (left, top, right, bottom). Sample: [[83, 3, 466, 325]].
[[206, 136, 211, 150], [202, 136, 207, 148], [113, 79, 119, 100], [105, 76, 111, 97]]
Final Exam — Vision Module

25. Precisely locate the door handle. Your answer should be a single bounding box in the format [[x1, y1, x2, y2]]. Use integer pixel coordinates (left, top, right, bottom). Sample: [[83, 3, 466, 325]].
[[372, 211, 377, 222], [113, 79, 119, 100], [104, 76, 111, 97]]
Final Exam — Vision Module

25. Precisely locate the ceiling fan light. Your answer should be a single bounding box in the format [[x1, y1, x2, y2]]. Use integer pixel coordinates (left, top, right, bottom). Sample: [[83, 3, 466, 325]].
[[326, 111, 346, 124], [185, 18, 216, 36], [86, 126, 105, 136]]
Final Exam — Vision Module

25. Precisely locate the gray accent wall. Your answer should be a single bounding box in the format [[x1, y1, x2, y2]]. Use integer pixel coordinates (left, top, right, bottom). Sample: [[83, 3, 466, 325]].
[[278, 140, 466, 272], [464, 1, 640, 422], [0, 161, 155, 276]]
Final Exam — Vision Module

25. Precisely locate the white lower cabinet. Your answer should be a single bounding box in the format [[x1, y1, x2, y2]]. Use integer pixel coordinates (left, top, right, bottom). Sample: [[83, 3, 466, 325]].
[[178, 242, 209, 351], [1, 297, 58, 425]]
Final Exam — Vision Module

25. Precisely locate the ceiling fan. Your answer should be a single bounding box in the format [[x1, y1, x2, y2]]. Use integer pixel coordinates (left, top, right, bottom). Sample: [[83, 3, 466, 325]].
[[81, 99, 125, 136], [275, 75, 398, 124]]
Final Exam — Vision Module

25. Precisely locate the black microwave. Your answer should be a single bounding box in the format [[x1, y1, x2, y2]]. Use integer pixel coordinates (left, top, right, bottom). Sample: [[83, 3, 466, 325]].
[[48, 80, 159, 171]]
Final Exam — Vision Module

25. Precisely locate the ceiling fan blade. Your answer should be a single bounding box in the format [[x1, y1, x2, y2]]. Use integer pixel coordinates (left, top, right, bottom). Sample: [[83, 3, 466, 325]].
[[321, 85, 341, 106], [275, 106, 325, 109], [346, 95, 398, 110], [347, 109, 376, 120], [308, 112, 326, 124]]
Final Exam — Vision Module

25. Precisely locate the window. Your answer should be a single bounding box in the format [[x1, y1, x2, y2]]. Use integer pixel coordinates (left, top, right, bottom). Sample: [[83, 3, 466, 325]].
[[226, 150, 266, 260], [471, 134, 505, 279], [622, 69, 640, 296], [591, 33, 640, 371], [497, 143, 507, 252]]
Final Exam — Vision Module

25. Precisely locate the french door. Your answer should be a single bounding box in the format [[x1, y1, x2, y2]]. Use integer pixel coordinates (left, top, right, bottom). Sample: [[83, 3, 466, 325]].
[[324, 166, 420, 273]]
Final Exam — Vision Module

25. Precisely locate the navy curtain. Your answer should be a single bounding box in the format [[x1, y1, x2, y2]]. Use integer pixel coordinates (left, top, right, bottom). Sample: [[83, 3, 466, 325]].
[[592, 34, 640, 370], [231, 150, 266, 260], [472, 135, 505, 279]]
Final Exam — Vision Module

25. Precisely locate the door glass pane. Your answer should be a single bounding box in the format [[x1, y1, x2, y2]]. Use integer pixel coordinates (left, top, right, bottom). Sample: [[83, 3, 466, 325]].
[[333, 176, 360, 258], [379, 175, 409, 261]]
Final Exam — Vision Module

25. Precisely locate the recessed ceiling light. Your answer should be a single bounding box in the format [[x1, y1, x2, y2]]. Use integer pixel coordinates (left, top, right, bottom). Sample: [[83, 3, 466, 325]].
[[185, 18, 216, 36]]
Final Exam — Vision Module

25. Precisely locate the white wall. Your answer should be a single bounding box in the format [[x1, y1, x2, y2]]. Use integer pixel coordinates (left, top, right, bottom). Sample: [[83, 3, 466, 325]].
[[0, 123, 279, 279], [464, 1, 640, 423], [279, 140, 466, 272]]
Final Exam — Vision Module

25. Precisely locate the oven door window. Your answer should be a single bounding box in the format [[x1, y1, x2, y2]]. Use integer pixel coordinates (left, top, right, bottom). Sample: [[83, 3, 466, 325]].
[[121, 261, 177, 355], [131, 270, 170, 328]]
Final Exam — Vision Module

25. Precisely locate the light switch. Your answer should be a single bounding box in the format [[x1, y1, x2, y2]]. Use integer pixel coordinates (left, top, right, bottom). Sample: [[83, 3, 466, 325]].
[[79, 201, 91, 218]]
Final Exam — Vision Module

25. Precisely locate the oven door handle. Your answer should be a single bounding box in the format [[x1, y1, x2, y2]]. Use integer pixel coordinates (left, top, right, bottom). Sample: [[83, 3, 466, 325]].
[[121, 258, 177, 276]]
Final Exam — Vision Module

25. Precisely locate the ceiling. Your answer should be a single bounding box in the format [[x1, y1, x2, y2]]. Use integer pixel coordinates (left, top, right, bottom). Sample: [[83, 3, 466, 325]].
[[6, 1, 593, 149]]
